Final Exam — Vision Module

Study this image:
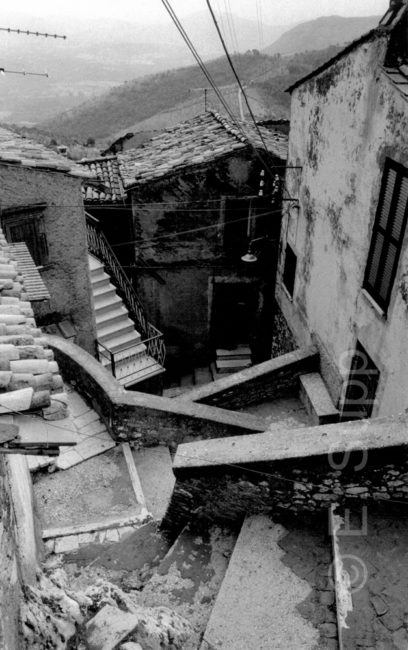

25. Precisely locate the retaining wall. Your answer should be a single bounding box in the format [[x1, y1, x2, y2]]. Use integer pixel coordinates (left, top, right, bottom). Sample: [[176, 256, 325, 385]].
[[179, 346, 319, 409], [162, 414, 408, 532], [48, 336, 269, 447]]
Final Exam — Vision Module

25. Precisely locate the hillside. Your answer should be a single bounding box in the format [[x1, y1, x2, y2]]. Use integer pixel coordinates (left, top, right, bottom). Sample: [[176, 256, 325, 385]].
[[0, 9, 290, 124], [264, 14, 381, 56], [39, 45, 344, 142]]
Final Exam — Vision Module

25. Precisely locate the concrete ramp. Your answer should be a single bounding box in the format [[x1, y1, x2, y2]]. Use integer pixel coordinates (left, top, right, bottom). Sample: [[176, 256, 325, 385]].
[[200, 515, 319, 650]]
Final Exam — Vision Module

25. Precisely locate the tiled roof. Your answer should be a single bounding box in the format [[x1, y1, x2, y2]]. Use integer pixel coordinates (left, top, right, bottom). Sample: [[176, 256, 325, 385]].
[[79, 156, 125, 203], [8, 243, 50, 301], [118, 110, 288, 188], [0, 227, 75, 454], [0, 127, 94, 178], [383, 66, 408, 99]]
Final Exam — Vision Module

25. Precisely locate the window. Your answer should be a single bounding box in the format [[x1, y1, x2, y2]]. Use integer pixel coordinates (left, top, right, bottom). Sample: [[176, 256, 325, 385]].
[[363, 159, 408, 313], [342, 342, 380, 421], [1, 204, 48, 266], [282, 244, 297, 296]]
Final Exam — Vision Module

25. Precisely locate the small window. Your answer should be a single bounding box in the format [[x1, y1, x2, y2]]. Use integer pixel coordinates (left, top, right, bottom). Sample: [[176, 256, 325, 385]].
[[342, 342, 380, 421], [1, 205, 48, 266], [363, 159, 408, 313], [282, 244, 297, 296]]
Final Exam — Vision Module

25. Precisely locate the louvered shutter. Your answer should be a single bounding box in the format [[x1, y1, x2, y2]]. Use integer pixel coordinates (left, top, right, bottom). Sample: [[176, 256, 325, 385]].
[[363, 160, 408, 312]]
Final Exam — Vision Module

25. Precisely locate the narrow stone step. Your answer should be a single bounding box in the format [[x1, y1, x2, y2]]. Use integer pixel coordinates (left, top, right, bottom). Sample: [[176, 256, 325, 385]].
[[132, 446, 175, 520], [299, 372, 339, 425], [201, 515, 319, 650]]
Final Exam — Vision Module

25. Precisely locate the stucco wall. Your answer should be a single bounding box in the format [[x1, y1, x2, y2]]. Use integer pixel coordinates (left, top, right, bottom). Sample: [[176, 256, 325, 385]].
[[277, 34, 408, 416], [0, 164, 96, 353]]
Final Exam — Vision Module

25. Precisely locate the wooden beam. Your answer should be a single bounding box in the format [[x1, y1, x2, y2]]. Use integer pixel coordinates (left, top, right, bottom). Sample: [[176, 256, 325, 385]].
[[42, 511, 151, 540]]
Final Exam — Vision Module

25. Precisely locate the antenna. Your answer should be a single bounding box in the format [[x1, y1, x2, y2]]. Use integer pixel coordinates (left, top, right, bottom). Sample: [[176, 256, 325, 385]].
[[0, 26, 66, 39], [0, 68, 48, 77]]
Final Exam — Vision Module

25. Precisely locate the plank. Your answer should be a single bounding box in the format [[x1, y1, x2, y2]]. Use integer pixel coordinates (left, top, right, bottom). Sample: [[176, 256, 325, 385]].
[[121, 442, 146, 508], [42, 511, 151, 540]]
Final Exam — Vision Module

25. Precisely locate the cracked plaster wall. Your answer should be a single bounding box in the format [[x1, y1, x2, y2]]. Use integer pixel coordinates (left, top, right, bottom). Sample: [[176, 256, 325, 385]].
[[277, 35, 408, 416]]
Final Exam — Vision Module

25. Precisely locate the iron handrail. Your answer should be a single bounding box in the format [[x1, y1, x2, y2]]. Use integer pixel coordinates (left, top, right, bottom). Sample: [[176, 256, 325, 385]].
[[87, 216, 166, 368]]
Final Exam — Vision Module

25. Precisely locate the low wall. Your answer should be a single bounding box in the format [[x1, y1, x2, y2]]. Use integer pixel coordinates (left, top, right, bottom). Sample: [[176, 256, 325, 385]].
[[162, 414, 408, 532], [48, 336, 269, 447], [179, 346, 319, 409]]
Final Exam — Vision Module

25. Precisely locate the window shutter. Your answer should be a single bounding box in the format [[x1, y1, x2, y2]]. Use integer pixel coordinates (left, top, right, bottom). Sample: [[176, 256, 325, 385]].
[[363, 160, 408, 312]]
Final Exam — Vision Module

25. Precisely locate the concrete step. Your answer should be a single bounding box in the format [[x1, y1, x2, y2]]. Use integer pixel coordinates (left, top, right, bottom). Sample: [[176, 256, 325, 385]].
[[132, 446, 175, 520], [88, 254, 104, 272], [216, 346, 251, 360], [201, 515, 320, 650], [100, 341, 147, 366], [93, 291, 122, 315], [330, 506, 408, 649], [139, 524, 237, 649], [98, 329, 143, 354], [95, 305, 129, 329], [215, 358, 252, 373], [90, 274, 112, 292], [97, 320, 137, 344], [299, 372, 339, 425]]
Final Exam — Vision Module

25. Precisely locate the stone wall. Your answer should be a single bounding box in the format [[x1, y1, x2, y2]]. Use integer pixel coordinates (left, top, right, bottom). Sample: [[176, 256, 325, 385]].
[[0, 164, 96, 353], [179, 346, 319, 409], [0, 457, 24, 650], [48, 336, 268, 448], [162, 414, 408, 532]]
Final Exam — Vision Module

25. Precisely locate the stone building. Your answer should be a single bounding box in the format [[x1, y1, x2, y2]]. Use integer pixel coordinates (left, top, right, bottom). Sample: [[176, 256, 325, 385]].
[[0, 128, 97, 354], [277, 1, 408, 419], [100, 110, 289, 371]]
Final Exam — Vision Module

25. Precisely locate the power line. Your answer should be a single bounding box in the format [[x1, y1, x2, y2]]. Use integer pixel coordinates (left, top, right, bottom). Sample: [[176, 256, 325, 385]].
[[111, 207, 282, 249], [206, 0, 271, 156], [160, 0, 277, 183], [206, 0, 293, 202]]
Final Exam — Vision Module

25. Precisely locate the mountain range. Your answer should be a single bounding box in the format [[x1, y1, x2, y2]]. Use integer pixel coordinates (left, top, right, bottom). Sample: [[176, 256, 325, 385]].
[[0, 11, 381, 139]]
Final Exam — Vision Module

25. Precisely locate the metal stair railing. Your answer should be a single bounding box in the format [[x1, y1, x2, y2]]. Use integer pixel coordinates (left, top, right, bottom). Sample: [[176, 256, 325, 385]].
[[86, 215, 166, 368]]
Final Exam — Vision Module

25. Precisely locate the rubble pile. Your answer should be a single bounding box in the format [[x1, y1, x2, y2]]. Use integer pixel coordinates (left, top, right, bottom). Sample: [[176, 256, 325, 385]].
[[20, 566, 191, 650]]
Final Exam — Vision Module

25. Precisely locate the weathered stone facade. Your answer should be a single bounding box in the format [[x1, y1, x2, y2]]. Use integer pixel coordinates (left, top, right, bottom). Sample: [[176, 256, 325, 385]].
[[0, 164, 96, 354], [131, 150, 283, 367]]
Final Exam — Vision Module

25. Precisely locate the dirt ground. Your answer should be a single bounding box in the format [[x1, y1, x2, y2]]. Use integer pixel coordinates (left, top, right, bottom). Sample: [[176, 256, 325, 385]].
[[33, 447, 141, 529]]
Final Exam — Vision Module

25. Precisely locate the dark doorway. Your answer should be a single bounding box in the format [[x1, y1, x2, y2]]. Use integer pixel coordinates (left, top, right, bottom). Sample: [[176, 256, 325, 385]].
[[341, 341, 380, 421], [211, 282, 258, 350]]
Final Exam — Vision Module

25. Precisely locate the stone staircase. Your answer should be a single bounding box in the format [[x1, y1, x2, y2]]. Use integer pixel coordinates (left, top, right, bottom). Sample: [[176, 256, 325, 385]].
[[89, 254, 163, 387]]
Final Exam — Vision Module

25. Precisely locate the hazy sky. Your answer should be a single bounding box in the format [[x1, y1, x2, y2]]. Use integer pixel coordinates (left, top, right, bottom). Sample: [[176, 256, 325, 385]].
[[4, 0, 389, 26]]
